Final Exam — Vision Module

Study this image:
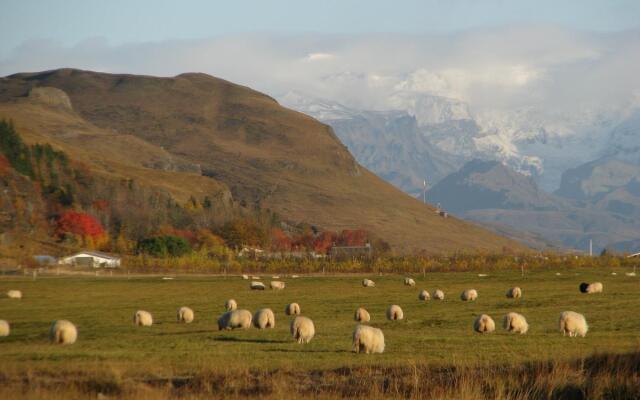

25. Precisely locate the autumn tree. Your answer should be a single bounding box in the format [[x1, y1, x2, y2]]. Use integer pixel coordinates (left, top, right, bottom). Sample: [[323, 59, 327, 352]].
[[55, 210, 108, 249]]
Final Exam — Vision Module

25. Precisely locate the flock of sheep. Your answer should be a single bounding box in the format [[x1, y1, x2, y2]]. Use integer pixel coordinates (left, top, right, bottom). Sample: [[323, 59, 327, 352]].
[[0, 276, 603, 352]]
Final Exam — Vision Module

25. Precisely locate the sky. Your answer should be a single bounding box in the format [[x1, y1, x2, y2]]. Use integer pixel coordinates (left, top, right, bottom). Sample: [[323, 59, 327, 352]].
[[1, 1, 639, 124]]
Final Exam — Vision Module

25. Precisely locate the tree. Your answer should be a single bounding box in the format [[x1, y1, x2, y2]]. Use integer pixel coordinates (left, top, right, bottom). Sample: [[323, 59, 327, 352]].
[[137, 235, 191, 257], [313, 231, 337, 254], [219, 218, 268, 249], [55, 210, 107, 248], [271, 228, 292, 252], [337, 229, 368, 247]]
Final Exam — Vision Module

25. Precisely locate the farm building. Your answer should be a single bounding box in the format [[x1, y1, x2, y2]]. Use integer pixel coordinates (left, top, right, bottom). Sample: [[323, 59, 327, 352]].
[[59, 251, 121, 268]]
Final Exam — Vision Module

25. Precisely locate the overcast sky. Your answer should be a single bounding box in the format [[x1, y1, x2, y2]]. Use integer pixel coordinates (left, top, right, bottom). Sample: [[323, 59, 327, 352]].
[[1, 1, 639, 118]]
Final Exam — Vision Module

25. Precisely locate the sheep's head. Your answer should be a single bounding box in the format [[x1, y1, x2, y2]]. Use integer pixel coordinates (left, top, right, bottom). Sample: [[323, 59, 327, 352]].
[[579, 283, 589, 293]]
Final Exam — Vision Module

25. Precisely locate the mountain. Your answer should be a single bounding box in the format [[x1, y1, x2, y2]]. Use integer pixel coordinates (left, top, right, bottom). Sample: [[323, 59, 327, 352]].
[[602, 110, 640, 165], [280, 92, 459, 196], [0, 69, 522, 254], [428, 159, 640, 253]]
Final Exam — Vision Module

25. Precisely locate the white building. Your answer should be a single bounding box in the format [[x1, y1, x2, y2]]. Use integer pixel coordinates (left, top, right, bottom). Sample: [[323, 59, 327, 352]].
[[59, 251, 121, 268]]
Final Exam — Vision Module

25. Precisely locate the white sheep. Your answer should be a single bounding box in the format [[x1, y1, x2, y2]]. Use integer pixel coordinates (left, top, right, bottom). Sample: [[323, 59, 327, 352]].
[[354, 307, 371, 323], [242, 274, 249, 280], [506, 287, 522, 299], [404, 277, 416, 287], [250, 281, 266, 290], [218, 309, 252, 330], [433, 289, 445, 300], [0, 320, 9, 337], [362, 279, 375, 287], [291, 275, 300, 279], [587, 282, 603, 293], [559, 311, 588, 337], [133, 310, 153, 326], [503, 312, 529, 334], [290, 316, 315, 344], [225, 299, 238, 311], [251, 276, 261, 280], [473, 314, 495, 333], [460, 289, 478, 301], [418, 290, 430, 300], [285, 303, 301, 316], [253, 308, 276, 329], [352, 324, 385, 354], [272, 275, 280, 279], [6, 290, 22, 299], [177, 306, 194, 323], [386, 305, 404, 321], [270, 281, 286, 290], [49, 320, 77, 344]]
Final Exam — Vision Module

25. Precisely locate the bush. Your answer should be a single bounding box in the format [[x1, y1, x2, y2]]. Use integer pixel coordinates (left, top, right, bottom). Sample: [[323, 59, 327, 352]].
[[137, 235, 192, 257]]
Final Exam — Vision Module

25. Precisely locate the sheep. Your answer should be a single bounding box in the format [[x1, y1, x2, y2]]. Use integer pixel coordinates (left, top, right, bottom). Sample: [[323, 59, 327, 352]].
[[250, 281, 266, 290], [177, 306, 194, 323], [270, 281, 286, 290], [587, 282, 603, 293], [386, 305, 404, 321], [433, 289, 445, 300], [225, 299, 238, 311], [285, 303, 301, 316], [290, 316, 315, 344], [352, 324, 385, 354], [6, 290, 22, 299], [362, 279, 375, 287], [473, 314, 495, 333], [503, 312, 529, 334], [133, 310, 153, 326], [253, 308, 275, 329], [291, 275, 300, 279], [49, 320, 77, 344], [0, 320, 9, 337], [460, 289, 478, 301], [404, 277, 416, 287], [218, 309, 252, 330], [251, 276, 261, 280], [559, 311, 588, 337], [242, 274, 249, 280], [272, 275, 280, 279], [354, 307, 371, 323], [506, 287, 522, 299], [418, 290, 431, 300]]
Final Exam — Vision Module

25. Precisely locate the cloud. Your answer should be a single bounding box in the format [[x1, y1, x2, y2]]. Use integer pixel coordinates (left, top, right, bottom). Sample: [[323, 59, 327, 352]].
[[1, 27, 638, 119]]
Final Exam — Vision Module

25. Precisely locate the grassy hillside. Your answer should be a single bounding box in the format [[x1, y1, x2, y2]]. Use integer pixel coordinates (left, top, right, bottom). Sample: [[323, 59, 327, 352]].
[[0, 69, 524, 253], [0, 267, 638, 398]]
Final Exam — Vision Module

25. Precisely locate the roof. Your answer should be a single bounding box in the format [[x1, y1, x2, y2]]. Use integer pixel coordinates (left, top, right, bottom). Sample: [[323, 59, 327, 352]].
[[65, 250, 121, 260], [627, 252, 640, 258]]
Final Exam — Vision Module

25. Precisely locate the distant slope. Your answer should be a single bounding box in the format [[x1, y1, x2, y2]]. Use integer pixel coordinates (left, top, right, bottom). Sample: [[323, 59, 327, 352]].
[[0, 69, 523, 253], [428, 159, 640, 252]]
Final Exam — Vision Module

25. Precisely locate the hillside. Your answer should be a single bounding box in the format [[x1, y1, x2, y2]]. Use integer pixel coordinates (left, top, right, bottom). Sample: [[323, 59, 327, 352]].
[[0, 69, 522, 253]]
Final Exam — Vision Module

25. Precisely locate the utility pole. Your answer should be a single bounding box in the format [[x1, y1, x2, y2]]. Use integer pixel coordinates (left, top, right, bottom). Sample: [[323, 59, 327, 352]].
[[589, 240, 593, 257], [423, 179, 427, 204]]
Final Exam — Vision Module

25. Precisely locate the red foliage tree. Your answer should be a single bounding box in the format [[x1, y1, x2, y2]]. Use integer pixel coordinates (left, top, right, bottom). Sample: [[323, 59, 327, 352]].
[[271, 228, 292, 252], [55, 210, 107, 248], [338, 229, 368, 247], [0, 154, 10, 177], [313, 230, 337, 254]]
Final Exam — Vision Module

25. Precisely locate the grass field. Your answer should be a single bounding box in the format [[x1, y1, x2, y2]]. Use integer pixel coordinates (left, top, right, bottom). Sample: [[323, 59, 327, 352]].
[[1, 267, 639, 399]]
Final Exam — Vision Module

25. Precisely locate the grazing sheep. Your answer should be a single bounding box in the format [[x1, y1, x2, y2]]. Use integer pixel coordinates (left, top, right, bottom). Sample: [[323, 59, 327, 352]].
[[285, 303, 301, 316], [386, 305, 404, 321], [270, 281, 286, 290], [354, 307, 371, 323], [559, 311, 588, 337], [218, 309, 252, 330], [506, 287, 522, 299], [133, 310, 153, 326], [272, 275, 280, 279], [177, 306, 194, 323], [352, 324, 385, 354], [6, 290, 22, 299], [503, 312, 529, 334], [418, 290, 431, 301], [251, 276, 261, 280], [253, 308, 276, 329], [587, 282, 603, 293], [0, 320, 9, 337], [362, 279, 375, 287], [250, 281, 266, 290], [433, 289, 445, 300], [290, 316, 315, 344], [291, 275, 300, 279], [49, 320, 77, 344], [473, 314, 495, 333], [404, 277, 416, 287], [225, 299, 238, 311], [460, 289, 478, 301], [242, 274, 249, 280]]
